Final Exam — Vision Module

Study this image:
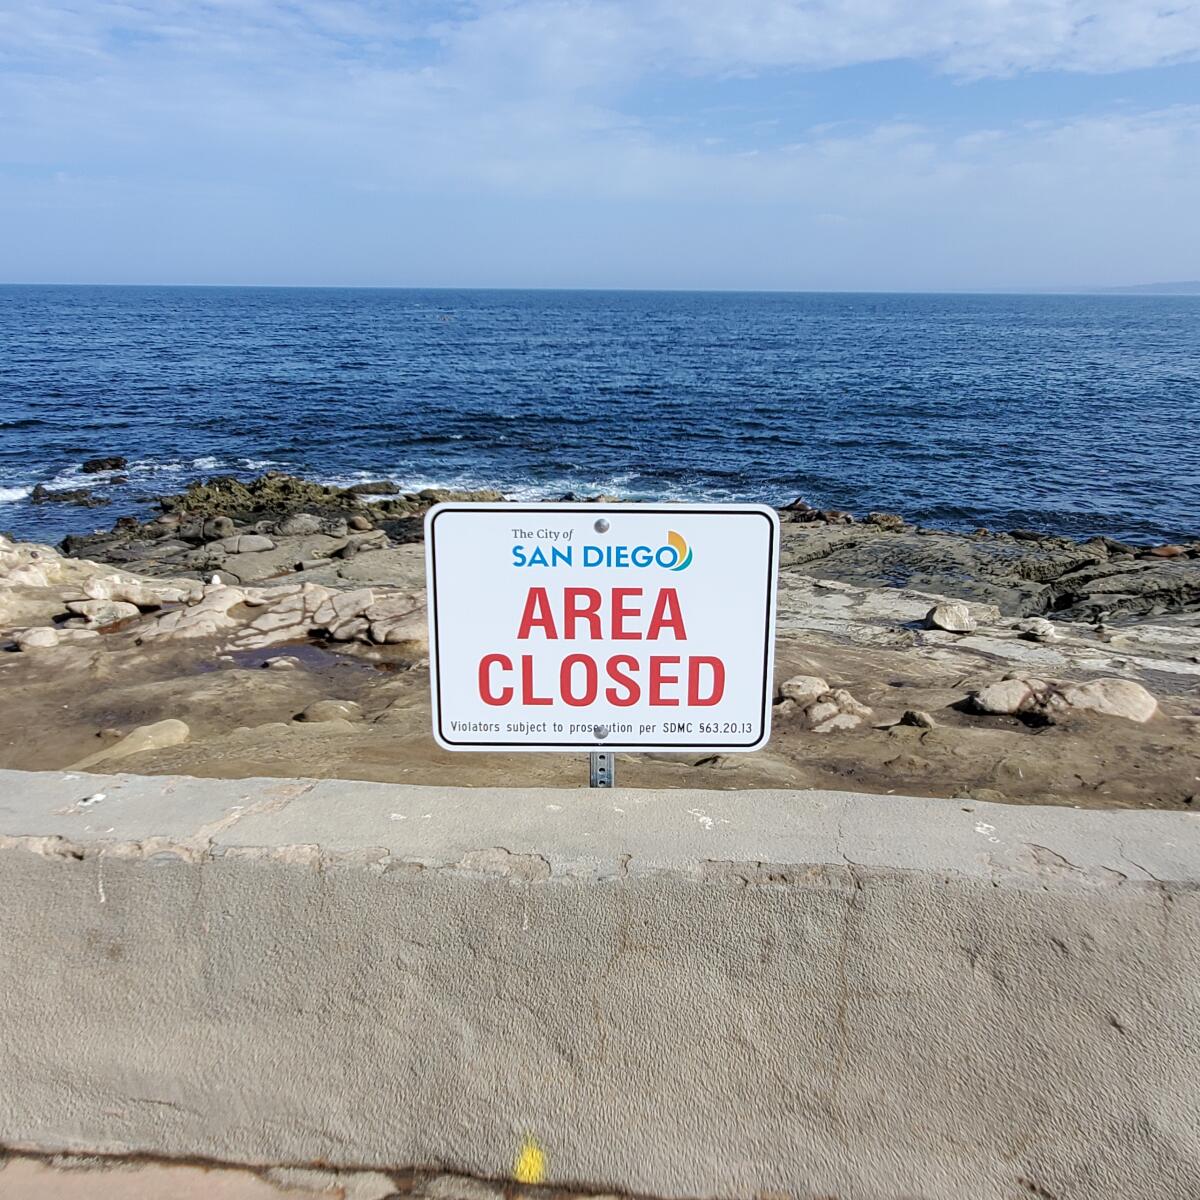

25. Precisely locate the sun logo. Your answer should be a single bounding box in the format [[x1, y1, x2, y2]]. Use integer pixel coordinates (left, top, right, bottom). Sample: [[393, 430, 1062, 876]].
[[666, 530, 693, 570]]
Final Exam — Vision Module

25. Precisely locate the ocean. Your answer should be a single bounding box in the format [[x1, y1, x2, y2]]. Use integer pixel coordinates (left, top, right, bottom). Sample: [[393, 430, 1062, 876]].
[[1, 285, 1197, 545]]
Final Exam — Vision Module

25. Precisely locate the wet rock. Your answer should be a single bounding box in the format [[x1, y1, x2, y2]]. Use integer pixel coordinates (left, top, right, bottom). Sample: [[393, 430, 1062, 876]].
[[159, 473, 348, 521], [415, 487, 504, 504], [342, 480, 398, 496], [778, 674, 829, 705], [298, 699, 363, 723], [80, 456, 127, 474], [30, 484, 107, 507], [925, 603, 976, 633]]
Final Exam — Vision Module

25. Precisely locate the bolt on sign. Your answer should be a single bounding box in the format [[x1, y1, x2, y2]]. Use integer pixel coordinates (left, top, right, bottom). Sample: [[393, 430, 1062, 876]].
[[425, 503, 780, 752]]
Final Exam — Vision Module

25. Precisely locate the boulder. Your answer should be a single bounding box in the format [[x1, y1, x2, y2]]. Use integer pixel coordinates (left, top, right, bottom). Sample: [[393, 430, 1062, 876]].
[[971, 676, 1158, 724], [298, 699, 363, 724], [1014, 617, 1058, 643], [925, 603, 977, 633], [1056, 679, 1158, 723], [972, 679, 1037, 715], [778, 675, 829, 706], [68, 719, 190, 769], [15, 627, 60, 650], [276, 513, 324, 537], [65, 599, 140, 626], [328, 617, 370, 642], [202, 516, 236, 540], [806, 700, 840, 726]]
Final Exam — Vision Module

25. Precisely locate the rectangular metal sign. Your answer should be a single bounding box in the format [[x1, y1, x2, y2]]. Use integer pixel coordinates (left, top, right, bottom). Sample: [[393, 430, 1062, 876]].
[[425, 503, 779, 752]]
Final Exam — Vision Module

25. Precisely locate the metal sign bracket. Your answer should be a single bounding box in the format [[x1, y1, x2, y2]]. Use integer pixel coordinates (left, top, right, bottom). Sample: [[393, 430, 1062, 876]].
[[589, 751, 615, 788]]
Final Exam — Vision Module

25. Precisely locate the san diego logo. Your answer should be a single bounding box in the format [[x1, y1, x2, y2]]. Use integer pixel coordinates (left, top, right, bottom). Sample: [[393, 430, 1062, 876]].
[[512, 530, 693, 571]]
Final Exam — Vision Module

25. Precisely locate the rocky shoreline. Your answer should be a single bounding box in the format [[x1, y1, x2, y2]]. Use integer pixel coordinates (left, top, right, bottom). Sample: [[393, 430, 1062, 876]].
[[45, 471, 1200, 622], [2, 472, 1198, 808]]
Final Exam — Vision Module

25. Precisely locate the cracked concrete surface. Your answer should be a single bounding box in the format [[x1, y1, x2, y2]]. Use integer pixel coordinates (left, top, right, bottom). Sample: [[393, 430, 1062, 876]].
[[2, 769, 1200, 1199]]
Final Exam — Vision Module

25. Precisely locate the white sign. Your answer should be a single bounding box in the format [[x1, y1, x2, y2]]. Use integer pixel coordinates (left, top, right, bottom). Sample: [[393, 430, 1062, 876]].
[[425, 503, 779, 752]]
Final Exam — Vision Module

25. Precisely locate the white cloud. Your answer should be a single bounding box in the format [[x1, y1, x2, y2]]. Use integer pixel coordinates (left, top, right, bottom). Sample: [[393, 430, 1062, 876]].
[[3, 1, 1200, 80], [1, 1, 1199, 285]]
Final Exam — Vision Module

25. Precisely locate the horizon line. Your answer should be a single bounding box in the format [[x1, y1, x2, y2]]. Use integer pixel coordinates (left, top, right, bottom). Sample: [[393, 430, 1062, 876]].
[[3, 281, 1198, 296]]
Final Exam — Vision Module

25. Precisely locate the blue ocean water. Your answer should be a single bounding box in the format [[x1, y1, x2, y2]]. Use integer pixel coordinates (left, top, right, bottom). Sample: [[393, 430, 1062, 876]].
[[1, 285, 1197, 545]]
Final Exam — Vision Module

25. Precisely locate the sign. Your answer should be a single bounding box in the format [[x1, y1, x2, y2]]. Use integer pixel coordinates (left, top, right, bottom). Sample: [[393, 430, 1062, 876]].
[[425, 503, 779, 752]]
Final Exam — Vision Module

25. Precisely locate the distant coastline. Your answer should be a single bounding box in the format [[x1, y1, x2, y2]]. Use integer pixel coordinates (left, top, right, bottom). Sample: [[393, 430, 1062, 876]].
[[1096, 281, 1200, 295]]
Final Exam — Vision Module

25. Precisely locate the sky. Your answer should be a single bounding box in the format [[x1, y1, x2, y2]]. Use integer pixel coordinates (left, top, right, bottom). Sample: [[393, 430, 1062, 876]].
[[1, 0, 1199, 290]]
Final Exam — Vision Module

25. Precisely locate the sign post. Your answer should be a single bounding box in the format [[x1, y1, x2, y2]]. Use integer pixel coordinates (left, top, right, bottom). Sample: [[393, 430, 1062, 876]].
[[425, 503, 779, 781]]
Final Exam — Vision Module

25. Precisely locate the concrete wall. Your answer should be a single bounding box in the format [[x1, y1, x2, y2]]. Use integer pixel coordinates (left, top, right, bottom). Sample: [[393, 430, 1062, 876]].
[[2, 768, 1199, 1199]]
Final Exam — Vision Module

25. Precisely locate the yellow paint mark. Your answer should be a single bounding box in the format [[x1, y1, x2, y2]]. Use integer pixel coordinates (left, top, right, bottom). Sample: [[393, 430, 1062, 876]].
[[513, 1135, 546, 1184]]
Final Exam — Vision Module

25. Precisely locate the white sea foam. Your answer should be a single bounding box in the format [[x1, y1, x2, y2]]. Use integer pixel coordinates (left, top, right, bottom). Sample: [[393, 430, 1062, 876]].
[[0, 485, 32, 504]]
